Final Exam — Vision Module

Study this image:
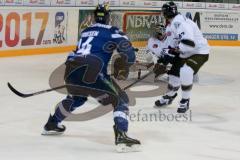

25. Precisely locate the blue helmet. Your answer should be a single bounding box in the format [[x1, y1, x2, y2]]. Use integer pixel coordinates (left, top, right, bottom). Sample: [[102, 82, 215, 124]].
[[162, 1, 178, 19], [94, 4, 110, 24]]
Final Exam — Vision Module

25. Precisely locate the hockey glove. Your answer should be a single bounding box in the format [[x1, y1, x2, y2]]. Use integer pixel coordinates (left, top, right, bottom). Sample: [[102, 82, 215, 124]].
[[113, 56, 130, 80], [167, 46, 180, 56], [157, 54, 175, 65]]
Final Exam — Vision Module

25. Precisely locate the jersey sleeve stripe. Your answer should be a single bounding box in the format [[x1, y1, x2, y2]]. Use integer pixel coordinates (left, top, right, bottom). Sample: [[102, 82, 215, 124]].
[[111, 34, 129, 40]]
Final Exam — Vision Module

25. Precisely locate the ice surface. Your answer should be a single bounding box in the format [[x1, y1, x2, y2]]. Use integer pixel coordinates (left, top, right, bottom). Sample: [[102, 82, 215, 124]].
[[0, 47, 240, 160]]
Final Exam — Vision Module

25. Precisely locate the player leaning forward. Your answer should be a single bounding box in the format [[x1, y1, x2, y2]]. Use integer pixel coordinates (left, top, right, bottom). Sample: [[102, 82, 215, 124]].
[[146, 23, 168, 64], [155, 2, 210, 113], [42, 4, 141, 152]]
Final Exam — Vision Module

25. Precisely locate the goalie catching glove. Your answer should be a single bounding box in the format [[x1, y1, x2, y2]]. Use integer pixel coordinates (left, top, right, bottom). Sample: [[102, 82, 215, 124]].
[[113, 55, 130, 80]]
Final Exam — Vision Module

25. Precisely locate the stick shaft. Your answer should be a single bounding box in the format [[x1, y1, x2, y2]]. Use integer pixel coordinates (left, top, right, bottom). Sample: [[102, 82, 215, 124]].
[[8, 70, 154, 98], [123, 70, 154, 90]]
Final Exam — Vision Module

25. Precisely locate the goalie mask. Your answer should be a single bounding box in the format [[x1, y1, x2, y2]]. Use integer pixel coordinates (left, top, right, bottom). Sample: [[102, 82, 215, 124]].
[[154, 23, 166, 41], [94, 4, 110, 24]]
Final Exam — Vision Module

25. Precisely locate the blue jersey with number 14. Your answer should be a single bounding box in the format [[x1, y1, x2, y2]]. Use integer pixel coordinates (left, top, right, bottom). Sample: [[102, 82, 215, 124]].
[[67, 23, 136, 74]]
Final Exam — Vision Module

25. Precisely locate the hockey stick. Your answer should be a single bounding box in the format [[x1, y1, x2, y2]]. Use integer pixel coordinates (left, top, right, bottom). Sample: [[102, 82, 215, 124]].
[[7, 82, 66, 98], [7, 48, 156, 98], [7, 70, 154, 98], [123, 70, 154, 90]]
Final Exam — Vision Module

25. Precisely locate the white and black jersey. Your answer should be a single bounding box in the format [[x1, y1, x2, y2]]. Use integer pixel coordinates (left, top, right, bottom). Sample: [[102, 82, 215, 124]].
[[168, 14, 210, 58], [147, 37, 167, 58]]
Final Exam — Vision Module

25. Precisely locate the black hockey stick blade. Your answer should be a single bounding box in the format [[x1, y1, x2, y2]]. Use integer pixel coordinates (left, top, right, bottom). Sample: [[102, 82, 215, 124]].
[[7, 82, 66, 98], [7, 82, 31, 98]]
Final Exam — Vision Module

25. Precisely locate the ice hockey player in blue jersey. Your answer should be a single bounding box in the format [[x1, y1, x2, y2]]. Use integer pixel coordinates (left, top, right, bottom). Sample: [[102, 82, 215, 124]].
[[42, 4, 141, 152]]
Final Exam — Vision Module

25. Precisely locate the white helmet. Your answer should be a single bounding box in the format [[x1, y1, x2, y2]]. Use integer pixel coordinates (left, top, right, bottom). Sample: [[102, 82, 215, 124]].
[[154, 23, 166, 40]]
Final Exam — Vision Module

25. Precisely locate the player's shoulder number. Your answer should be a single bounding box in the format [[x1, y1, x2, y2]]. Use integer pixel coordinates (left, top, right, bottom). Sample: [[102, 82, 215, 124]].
[[77, 37, 94, 56]]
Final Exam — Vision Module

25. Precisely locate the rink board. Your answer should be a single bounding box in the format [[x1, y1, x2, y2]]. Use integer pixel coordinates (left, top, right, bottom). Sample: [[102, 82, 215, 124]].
[[0, 7, 240, 57]]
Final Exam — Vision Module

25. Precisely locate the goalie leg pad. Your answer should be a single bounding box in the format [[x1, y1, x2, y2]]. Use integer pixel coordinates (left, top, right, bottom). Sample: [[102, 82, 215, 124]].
[[153, 64, 167, 78]]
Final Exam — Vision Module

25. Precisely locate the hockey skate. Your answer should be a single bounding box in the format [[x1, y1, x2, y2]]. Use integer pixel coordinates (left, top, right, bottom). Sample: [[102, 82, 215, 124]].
[[113, 125, 141, 153], [42, 115, 66, 135], [155, 93, 177, 107], [177, 99, 190, 113]]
